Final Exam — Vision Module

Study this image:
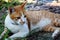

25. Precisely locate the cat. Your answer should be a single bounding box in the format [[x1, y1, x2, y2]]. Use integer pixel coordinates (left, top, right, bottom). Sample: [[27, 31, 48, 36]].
[[0, 1, 60, 40]]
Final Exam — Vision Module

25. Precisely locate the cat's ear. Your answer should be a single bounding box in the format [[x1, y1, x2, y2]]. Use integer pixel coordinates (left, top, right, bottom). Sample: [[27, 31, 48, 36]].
[[20, 1, 27, 9], [8, 7, 15, 14]]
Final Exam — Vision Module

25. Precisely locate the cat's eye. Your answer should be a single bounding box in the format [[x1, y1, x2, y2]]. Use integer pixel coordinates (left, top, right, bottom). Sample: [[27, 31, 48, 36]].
[[16, 17, 20, 19]]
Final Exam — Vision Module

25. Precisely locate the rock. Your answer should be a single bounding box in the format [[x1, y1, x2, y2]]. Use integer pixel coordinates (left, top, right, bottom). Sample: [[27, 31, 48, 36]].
[[55, 10, 60, 13], [34, 6, 40, 10], [48, 6, 60, 14]]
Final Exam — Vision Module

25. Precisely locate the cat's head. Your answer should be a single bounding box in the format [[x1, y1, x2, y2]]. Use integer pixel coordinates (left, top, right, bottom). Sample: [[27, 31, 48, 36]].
[[8, 1, 27, 25]]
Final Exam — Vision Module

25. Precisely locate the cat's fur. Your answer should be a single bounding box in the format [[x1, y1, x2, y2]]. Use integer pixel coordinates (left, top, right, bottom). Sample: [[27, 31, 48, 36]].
[[0, 1, 60, 40]]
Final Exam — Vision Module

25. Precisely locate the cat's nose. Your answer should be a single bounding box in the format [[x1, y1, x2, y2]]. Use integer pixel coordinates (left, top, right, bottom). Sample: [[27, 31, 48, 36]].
[[20, 19, 25, 25], [20, 21, 25, 25]]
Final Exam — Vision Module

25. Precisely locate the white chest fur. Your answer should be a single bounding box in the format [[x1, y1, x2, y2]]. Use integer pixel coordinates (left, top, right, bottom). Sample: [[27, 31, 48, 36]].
[[5, 14, 29, 33]]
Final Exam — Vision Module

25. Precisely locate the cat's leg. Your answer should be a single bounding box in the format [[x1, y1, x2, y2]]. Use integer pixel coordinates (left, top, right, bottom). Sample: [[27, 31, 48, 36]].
[[43, 25, 60, 39], [9, 31, 29, 39], [43, 25, 55, 32]]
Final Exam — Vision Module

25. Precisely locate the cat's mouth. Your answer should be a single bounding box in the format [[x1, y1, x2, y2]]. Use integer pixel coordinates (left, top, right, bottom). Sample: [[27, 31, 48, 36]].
[[20, 21, 25, 25]]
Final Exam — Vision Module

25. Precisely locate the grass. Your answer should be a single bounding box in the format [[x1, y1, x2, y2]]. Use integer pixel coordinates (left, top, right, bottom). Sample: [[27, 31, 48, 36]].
[[0, 14, 6, 34]]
